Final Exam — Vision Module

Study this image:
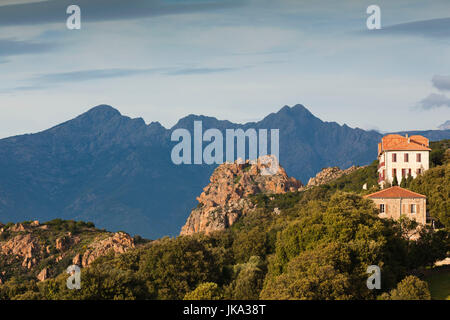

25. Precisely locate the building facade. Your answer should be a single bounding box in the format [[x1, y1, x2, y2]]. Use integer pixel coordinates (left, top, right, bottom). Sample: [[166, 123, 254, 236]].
[[365, 186, 427, 225], [377, 134, 430, 188]]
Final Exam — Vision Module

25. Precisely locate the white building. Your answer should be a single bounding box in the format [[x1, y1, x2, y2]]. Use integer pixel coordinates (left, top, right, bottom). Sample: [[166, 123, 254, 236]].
[[377, 134, 430, 188]]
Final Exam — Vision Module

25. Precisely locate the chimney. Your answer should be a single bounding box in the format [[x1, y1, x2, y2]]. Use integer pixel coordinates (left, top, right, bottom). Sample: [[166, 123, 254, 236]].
[[405, 134, 410, 143]]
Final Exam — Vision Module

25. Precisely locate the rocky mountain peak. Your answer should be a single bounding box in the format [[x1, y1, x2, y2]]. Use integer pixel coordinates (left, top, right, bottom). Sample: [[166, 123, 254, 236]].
[[180, 156, 303, 236], [83, 104, 122, 119]]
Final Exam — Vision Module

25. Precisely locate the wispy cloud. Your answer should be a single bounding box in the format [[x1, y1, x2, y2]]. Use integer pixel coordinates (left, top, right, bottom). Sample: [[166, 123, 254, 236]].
[[1, 65, 244, 93], [32, 68, 165, 83], [0, 38, 57, 57], [165, 66, 246, 75], [375, 17, 450, 38], [432, 75, 450, 91], [418, 93, 450, 110], [0, 0, 245, 26]]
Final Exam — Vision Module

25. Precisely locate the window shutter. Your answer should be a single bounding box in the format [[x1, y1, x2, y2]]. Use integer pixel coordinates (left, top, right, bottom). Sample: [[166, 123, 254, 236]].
[[385, 204, 388, 214], [417, 204, 420, 214]]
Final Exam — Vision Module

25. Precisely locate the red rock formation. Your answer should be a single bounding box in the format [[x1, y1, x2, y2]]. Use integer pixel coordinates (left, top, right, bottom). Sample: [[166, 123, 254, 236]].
[[0, 234, 41, 269], [180, 156, 302, 235], [80, 232, 135, 267]]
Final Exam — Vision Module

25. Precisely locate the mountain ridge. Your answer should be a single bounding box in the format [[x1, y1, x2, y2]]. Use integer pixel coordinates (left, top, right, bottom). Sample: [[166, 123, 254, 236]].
[[0, 104, 449, 238]]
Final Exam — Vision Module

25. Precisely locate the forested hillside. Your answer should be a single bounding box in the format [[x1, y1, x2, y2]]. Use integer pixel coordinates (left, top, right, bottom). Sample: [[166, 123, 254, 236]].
[[1, 154, 448, 300]]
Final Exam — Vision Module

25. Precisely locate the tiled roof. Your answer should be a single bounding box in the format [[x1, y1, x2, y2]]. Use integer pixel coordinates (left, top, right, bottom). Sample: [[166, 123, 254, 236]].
[[365, 186, 426, 199], [379, 134, 431, 153]]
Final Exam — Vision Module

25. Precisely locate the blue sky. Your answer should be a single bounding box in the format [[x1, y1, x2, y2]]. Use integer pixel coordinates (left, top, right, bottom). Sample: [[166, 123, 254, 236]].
[[0, 0, 449, 138]]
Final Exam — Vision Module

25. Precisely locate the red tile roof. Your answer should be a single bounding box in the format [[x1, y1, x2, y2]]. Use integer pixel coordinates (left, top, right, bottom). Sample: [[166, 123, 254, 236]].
[[365, 186, 426, 199], [379, 134, 431, 154]]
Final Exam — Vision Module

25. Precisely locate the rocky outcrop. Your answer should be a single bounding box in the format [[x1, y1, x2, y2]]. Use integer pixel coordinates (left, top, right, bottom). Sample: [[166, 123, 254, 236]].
[[72, 253, 82, 266], [79, 232, 135, 267], [56, 233, 80, 252], [10, 223, 27, 232], [30, 220, 40, 227], [306, 166, 359, 187], [37, 268, 49, 281], [0, 234, 41, 269], [180, 156, 303, 236], [0, 219, 136, 284]]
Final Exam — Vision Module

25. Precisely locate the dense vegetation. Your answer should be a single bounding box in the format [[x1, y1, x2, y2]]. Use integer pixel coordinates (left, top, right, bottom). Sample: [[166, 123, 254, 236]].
[[430, 139, 450, 167], [0, 141, 448, 300], [1, 190, 447, 300]]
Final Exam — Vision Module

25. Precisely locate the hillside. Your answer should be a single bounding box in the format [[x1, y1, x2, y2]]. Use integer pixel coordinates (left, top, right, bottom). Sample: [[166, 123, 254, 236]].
[[0, 104, 449, 238], [0, 153, 448, 300], [0, 220, 138, 286]]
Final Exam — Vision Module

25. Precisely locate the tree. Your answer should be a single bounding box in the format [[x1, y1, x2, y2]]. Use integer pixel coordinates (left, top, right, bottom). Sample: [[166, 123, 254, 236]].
[[409, 163, 450, 229], [430, 149, 444, 167], [261, 244, 354, 300], [263, 192, 410, 299], [392, 175, 399, 186], [226, 256, 266, 300], [400, 176, 407, 188], [405, 174, 414, 188], [380, 276, 431, 300], [184, 283, 222, 300], [138, 235, 231, 299]]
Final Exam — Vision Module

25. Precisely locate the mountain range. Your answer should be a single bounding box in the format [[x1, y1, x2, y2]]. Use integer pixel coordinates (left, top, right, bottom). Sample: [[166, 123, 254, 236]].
[[0, 104, 449, 238], [439, 120, 450, 130]]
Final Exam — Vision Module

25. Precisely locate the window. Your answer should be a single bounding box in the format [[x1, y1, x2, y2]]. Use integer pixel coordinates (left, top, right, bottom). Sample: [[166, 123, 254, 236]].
[[402, 169, 406, 177], [408, 169, 411, 176], [380, 204, 385, 213], [410, 204, 416, 214], [416, 168, 422, 175], [416, 153, 421, 162], [392, 153, 397, 162], [404, 153, 409, 162]]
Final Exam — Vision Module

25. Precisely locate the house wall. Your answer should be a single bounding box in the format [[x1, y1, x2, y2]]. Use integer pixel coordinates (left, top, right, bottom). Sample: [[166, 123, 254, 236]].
[[370, 197, 427, 225], [378, 150, 429, 185]]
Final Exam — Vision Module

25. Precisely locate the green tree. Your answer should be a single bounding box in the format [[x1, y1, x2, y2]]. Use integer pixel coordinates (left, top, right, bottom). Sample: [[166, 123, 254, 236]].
[[392, 175, 399, 186], [264, 192, 410, 299], [400, 176, 407, 188], [380, 276, 431, 300], [409, 163, 450, 229], [261, 244, 354, 300], [138, 235, 231, 299], [184, 282, 222, 300], [405, 174, 414, 188], [226, 256, 266, 300]]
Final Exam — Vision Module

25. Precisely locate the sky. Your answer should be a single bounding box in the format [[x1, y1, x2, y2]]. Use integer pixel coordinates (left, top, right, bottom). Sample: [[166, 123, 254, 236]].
[[0, 0, 449, 138]]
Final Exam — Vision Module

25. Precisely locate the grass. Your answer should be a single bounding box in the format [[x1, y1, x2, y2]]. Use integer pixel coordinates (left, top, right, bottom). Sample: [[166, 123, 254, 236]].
[[423, 266, 450, 300]]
